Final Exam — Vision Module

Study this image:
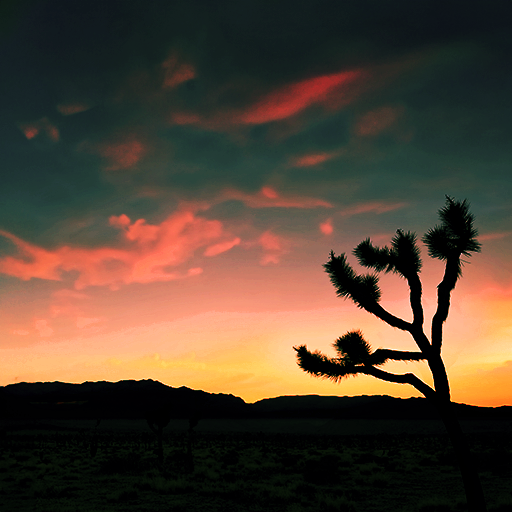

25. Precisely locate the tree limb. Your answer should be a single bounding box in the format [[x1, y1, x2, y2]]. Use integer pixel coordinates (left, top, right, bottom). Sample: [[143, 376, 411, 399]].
[[431, 255, 460, 352], [362, 366, 436, 399], [370, 349, 426, 364], [406, 272, 424, 329], [367, 303, 413, 332]]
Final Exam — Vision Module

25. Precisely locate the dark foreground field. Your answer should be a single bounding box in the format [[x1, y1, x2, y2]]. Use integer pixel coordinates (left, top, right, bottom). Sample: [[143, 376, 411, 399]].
[[1, 419, 511, 512]]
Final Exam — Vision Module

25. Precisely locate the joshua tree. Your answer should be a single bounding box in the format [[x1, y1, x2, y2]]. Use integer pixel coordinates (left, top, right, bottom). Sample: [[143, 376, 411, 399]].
[[295, 197, 486, 512]]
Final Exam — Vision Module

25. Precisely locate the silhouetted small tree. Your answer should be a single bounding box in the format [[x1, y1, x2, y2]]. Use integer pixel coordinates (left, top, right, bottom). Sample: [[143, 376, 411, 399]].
[[295, 197, 486, 512], [146, 406, 172, 465]]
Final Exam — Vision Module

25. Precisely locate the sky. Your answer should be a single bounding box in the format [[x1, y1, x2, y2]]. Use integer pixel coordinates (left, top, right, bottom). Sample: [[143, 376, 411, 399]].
[[0, 0, 511, 406]]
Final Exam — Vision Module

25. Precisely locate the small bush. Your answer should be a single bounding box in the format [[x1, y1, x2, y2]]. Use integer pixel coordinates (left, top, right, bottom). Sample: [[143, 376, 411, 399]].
[[417, 498, 455, 512], [106, 488, 138, 502], [98, 452, 142, 474], [137, 475, 193, 494], [316, 492, 357, 512]]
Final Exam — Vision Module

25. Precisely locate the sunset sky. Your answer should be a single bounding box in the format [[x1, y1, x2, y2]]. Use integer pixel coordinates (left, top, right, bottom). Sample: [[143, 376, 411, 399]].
[[1, 0, 511, 406]]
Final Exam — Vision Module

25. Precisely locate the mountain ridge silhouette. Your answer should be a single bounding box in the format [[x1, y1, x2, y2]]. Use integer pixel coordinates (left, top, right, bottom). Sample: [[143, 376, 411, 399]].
[[1, 379, 510, 421]]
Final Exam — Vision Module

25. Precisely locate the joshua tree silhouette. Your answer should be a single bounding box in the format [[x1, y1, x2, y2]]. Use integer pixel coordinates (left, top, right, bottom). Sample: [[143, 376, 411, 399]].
[[295, 197, 486, 512]]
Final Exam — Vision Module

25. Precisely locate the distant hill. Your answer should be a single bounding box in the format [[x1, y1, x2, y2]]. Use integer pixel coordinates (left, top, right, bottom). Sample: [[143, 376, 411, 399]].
[[1, 379, 511, 421], [0, 380, 246, 421]]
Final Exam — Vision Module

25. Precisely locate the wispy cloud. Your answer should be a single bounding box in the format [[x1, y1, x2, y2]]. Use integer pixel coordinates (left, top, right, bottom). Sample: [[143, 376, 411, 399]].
[[258, 230, 288, 265], [339, 201, 407, 217], [56, 103, 91, 116], [289, 151, 340, 168], [221, 186, 332, 209], [479, 231, 512, 241], [204, 237, 241, 257], [355, 106, 404, 137], [170, 69, 363, 130], [235, 70, 362, 125], [162, 52, 196, 89], [10, 329, 29, 336], [95, 135, 148, 171], [0, 207, 232, 290], [319, 218, 333, 235], [107, 352, 207, 371], [18, 117, 59, 142]]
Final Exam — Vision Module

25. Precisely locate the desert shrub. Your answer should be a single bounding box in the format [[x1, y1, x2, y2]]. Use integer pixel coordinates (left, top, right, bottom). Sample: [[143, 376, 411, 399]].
[[436, 449, 457, 467], [0, 458, 16, 472], [294, 481, 317, 498], [355, 461, 379, 475], [489, 505, 512, 512], [280, 451, 302, 469], [98, 451, 143, 474], [316, 492, 357, 512], [416, 498, 456, 512], [221, 448, 240, 466], [303, 453, 342, 484], [367, 472, 392, 487], [106, 487, 138, 502], [30, 479, 70, 498], [137, 475, 193, 494], [286, 504, 308, 512]]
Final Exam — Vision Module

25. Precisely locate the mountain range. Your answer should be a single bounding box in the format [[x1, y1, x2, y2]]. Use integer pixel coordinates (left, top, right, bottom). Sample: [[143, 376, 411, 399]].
[[1, 379, 511, 421]]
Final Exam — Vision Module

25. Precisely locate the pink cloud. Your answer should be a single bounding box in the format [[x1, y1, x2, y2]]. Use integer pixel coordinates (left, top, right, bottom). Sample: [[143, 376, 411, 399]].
[[18, 117, 59, 142], [57, 103, 91, 116], [355, 106, 404, 137], [339, 201, 407, 217], [172, 113, 203, 126], [0, 230, 63, 281], [222, 186, 332, 209], [109, 215, 160, 244], [236, 70, 361, 125], [258, 231, 288, 265], [169, 69, 363, 131], [98, 136, 147, 171], [261, 186, 278, 199], [479, 231, 512, 241], [204, 237, 241, 257], [320, 218, 334, 235], [50, 288, 89, 318], [162, 53, 196, 89], [0, 208, 231, 290], [109, 214, 131, 229], [35, 319, 53, 337], [11, 329, 29, 336], [290, 152, 339, 168]]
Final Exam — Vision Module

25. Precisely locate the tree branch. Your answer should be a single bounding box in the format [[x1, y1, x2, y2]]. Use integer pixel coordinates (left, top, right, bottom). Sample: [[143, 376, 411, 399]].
[[406, 272, 424, 329], [370, 349, 426, 364], [367, 303, 413, 332], [294, 345, 360, 382], [362, 366, 436, 400], [431, 255, 460, 352]]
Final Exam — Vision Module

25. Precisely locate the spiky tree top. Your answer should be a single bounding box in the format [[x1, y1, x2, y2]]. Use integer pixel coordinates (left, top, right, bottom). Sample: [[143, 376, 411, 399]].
[[295, 197, 481, 400]]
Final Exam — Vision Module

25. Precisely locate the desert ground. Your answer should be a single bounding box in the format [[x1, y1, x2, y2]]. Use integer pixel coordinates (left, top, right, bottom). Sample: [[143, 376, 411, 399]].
[[1, 418, 511, 512]]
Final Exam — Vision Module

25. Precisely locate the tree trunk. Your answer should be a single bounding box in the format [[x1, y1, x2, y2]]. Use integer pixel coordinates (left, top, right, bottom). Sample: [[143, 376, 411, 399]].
[[436, 399, 487, 512], [157, 425, 163, 465]]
